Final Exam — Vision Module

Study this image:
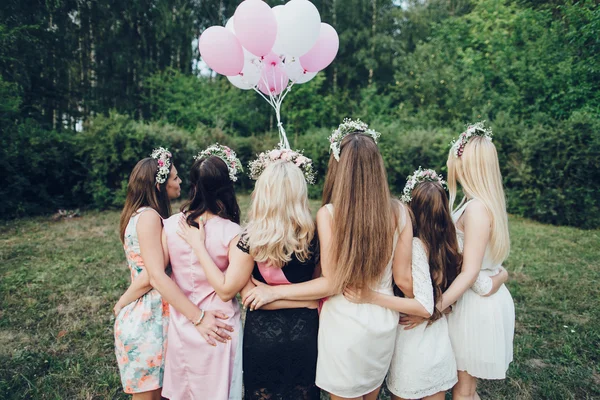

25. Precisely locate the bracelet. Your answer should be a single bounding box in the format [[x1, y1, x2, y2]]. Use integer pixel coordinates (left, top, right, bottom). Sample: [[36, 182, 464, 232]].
[[193, 309, 205, 326]]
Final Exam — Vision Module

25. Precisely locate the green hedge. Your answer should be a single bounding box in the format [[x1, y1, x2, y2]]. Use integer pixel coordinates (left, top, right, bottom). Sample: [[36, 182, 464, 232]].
[[1, 112, 598, 228], [0, 120, 83, 217]]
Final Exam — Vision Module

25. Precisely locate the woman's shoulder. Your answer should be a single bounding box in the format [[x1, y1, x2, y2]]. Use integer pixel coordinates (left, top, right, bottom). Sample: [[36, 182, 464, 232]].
[[163, 212, 183, 228], [391, 198, 409, 231], [214, 216, 242, 244], [216, 216, 241, 229], [136, 207, 163, 225], [317, 204, 333, 220], [463, 199, 491, 222]]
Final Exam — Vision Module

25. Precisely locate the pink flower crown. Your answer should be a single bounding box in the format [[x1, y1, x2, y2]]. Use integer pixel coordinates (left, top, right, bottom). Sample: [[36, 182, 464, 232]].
[[248, 147, 315, 184], [450, 121, 493, 158], [194, 144, 242, 182], [150, 147, 172, 184]]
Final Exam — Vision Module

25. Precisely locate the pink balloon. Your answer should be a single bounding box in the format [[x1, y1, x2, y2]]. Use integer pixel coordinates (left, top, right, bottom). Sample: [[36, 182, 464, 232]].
[[262, 51, 282, 68], [299, 23, 339, 72], [234, 0, 277, 57], [199, 26, 244, 76], [257, 65, 289, 95]]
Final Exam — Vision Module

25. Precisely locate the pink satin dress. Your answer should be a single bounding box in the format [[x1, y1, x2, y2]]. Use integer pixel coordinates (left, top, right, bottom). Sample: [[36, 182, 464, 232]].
[[161, 213, 243, 400]]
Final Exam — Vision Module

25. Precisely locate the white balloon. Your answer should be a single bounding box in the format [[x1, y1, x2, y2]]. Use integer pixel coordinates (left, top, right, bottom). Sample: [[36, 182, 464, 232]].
[[225, 17, 235, 33], [271, 6, 287, 56], [296, 70, 317, 84], [278, 0, 321, 57], [284, 56, 317, 84], [227, 58, 262, 90]]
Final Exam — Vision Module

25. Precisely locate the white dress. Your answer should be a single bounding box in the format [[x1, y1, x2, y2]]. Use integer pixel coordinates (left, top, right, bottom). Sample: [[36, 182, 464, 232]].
[[386, 238, 458, 399], [315, 204, 403, 398], [447, 199, 515, 379]]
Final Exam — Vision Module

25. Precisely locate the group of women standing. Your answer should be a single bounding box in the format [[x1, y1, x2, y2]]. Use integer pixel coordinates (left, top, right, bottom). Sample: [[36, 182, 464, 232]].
[[113, 118, 515, 400]]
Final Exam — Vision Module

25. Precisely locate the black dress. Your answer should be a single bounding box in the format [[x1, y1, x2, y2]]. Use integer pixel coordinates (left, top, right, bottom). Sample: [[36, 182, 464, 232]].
[[238, 238, 320, 400]]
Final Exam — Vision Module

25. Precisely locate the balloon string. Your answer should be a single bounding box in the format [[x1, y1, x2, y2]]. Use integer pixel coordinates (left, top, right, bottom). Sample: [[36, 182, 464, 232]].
[[250, 58, 292, 150]]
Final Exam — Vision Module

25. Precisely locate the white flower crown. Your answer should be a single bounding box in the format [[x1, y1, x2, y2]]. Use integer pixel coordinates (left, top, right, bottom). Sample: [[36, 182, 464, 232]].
[[150, 147, 172, 184], [450, 121, 493, 158], [248, 147, 315, 184], [401, 167, 446, 203], [194, 144, 243, 182], [328, 118, 381, 161]]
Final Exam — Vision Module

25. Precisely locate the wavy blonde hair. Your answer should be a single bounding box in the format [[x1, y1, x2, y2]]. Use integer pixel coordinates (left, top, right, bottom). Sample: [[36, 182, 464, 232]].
[[447, 136, 510, 264], [244, 160, 315, 267]]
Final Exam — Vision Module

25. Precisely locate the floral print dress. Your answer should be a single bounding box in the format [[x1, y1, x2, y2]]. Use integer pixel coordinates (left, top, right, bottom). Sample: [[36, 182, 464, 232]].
[[114, 207, 169, 393]]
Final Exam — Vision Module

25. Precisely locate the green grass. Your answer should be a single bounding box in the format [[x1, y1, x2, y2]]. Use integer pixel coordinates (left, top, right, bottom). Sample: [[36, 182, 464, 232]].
[[0, 195, 599, 399]]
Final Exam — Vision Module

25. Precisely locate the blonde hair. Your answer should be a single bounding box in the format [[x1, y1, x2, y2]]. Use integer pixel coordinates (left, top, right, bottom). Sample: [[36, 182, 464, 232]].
[[447, 136, 510, 264], [244, 160, 315, 267], [328, 133, 400, 293]]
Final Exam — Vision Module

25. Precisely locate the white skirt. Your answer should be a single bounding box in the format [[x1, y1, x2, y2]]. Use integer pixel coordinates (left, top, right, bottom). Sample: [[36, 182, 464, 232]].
[[447, 283, 515, 379], [386, 315, 457, 399], [316, 293, 399, 398]]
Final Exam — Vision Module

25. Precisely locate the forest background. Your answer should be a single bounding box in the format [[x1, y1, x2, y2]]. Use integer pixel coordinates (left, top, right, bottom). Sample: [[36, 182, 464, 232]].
[[1, 0, 598, 227]]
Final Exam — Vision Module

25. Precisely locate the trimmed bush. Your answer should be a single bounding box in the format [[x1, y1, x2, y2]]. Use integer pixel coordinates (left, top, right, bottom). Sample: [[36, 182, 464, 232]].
[[0, 120, 82, 218]]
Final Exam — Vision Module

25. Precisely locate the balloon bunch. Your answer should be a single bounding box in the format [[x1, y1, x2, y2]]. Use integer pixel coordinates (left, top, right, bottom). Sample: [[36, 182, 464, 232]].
[[199, 0, 339, 149]]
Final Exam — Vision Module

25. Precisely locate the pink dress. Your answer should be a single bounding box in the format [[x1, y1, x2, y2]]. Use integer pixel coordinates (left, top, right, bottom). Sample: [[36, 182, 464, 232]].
[[162, 213, 243, 400]]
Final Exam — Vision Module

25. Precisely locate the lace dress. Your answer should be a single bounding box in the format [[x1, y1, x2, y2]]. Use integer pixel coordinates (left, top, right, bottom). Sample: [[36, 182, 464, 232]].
[[447, 199, 515, 379], [238, 237, 320, 400], [386, 238, 457, 399]]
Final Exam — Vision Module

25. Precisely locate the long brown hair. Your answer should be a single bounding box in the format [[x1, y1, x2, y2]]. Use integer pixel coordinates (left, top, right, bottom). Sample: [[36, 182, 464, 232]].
[[321, 153, 338, 205], [327, 132, 399, 293], [119, 158, 172, 243], [182, 156, 240, 227], [409, 181, 462, 321]]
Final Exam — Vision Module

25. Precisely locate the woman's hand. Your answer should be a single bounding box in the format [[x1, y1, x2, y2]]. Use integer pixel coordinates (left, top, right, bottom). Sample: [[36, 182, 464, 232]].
[[399, 314, 427, 330], [194, 311, 234, 346], [177, 215, 205, 249], [484, 267, 509, 297], [243, 284, 279, 311], [343, 286, 375, 304], [113, 301, 125, 317]]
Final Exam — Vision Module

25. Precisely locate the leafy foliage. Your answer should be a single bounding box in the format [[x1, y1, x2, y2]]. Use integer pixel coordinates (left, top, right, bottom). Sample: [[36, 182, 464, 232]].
[[1, 0, 599, 227]]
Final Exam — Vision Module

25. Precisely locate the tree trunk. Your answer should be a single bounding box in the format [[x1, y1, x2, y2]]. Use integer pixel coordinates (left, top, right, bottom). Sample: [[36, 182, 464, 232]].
[[332, 0, 338, 94], [368, 0, 377, 87]]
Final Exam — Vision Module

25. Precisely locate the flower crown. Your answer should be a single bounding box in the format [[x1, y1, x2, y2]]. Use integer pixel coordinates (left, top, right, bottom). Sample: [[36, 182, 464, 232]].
[[150, 147, 172, 184], [248, 147, 315, 184], [328, 118, 381, 161], [401, 167, 446, 203], [194, 144, 243, 182], [450, 121, 493, 158]]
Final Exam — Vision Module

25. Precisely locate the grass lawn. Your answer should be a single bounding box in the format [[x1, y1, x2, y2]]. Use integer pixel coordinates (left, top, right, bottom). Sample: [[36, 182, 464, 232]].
[[0, 195, 599, 399]]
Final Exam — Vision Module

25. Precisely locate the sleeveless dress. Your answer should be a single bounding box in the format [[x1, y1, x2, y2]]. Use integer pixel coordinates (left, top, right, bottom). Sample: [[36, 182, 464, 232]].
[[386, 238, 457, 399], [447, 199, 515, 379], [162, 213, 243, 400], [315, 204, 402, 398], [238, 237, 320, 400], [114, 207, 169, 394]]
